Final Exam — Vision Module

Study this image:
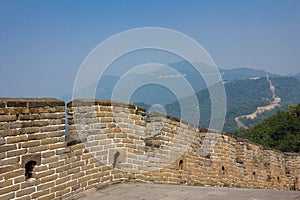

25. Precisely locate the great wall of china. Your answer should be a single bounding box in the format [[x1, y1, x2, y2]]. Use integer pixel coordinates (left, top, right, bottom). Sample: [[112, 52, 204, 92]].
[[0, 98, 299, 200], [235, 75, 281, 129]]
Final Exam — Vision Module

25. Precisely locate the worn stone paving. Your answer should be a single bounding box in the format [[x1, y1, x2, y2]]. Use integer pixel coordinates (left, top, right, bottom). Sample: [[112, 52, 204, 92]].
[[78, 183, 300, 200]]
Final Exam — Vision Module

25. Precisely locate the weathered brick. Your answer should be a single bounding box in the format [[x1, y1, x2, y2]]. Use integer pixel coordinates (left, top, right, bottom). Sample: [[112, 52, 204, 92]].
[[82, 153, 93, 160], [0, 108, 8, 115], [40, 125, 65, 132], [68, 149, 83, 157], [58, 171, 67, 178], [41, 174, 58, 183], [100, 117, 113, 123], [40, 113, 64, 119], [56, 164, 71, 173], [49, 142, 65, 150], [0, 152, 5, 159], [50, 107, 64, 112], [100, 166, 111, 171], [50, 119, 65, 125], [41, 138, 58, 145], [0, 115, 17, 122], [55, 187, 71, 197], [0, 122, 10, 130], [35, 169, 55, 179], [9, 121, 32, 129], [64, 155, 80, 164], [0, 144, 17, 153], [0, 184, 20, 195], [0, 179, 13, 188], [7, 135, 28, 144], [7, 149, 27, 157], [37, 193, 55, 200], [49, 160, 64, 169], [9, 107, 30, 115], [0, 137, 5, 145], [29, 107, 50, 114], [100, 175, 111, 182], [71, 160, 85, 168], [88, 178, 99, 186], [32, 120, 50, 127], [34, 165, 47, 172], [71, 171, 85, 180], [7, 101, 27, 107], [0, 192, 15, 200], [0, 129, 21, 137], [86, 168, 98, 175], [31, 189, 49, 199], [28, 133, 47, 140], [37, 181, 55, 191], [16, 187, 36, 197], [20, 140, 41, 148], [70, 143, 85, 151], [21, 179, 40, 189], [55, 148, 69, 155], [58, 136, 66, 142], [18, 114, 40, 120], [67, 180, 78, 187], [41, 150, 55, 158], [47, 131, 65, 138], [28, 145, 48, 153], [19, 127, 39, 135], [55, 176, 70, 185], [0, 156, 20, 165], [15, 195, 32, 200], [66, 167, 80, 175], [0, 102, 6, 108], [2, 169, 24, 180], [13, 176, 26, 184], [41, 155, 60, 164], [78, 175, 91, 183], [50, 183, 66, 193], [28, 100, 64, 108], [0, 166, 14, 174]]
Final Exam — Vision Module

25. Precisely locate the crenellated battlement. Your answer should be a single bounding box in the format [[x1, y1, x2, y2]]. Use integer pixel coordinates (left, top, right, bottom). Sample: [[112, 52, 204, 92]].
[[0, 98, 299, 200]]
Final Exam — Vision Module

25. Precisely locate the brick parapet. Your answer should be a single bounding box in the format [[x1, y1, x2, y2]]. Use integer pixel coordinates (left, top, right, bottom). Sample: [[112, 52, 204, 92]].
[[0, 98, 299, 200]]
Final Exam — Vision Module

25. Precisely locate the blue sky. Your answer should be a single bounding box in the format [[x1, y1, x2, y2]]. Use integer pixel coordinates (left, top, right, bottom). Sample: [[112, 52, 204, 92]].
[[0, 0, 299, 98]]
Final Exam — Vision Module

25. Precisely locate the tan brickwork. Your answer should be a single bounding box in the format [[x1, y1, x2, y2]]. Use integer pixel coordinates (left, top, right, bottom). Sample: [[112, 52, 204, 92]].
[[0, 98, 299, 200]]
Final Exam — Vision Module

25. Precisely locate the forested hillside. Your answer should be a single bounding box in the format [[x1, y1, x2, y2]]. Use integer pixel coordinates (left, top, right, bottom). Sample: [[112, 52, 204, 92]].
[[237, 104, 300, 153]]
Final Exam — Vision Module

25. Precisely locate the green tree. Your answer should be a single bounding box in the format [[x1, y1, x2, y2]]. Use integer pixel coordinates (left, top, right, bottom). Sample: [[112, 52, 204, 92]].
[[237, 104, 300, 153]]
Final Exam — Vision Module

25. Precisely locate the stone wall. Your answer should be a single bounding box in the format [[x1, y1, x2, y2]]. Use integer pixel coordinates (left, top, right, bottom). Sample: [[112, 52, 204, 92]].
[[0, 98, 299, 200]]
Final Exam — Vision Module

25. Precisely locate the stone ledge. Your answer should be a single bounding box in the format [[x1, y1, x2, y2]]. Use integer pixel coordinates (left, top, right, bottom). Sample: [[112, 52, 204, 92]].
[[67, 99, 146, 112], [0, 98, 64, 108]]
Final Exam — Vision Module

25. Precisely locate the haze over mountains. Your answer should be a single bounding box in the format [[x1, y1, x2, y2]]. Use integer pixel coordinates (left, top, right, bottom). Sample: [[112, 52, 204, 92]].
[[63, 61, 300, 134], [294, 72, 300, 81]]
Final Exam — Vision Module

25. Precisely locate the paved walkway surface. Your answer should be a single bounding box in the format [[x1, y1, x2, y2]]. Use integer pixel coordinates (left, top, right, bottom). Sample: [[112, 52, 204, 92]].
[[79, 183, 300, 200]]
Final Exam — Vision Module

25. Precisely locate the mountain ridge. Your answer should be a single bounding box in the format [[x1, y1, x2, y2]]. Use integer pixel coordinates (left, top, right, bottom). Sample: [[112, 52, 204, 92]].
[[164, 76, 300, 133], [60, 62, 300, 134]]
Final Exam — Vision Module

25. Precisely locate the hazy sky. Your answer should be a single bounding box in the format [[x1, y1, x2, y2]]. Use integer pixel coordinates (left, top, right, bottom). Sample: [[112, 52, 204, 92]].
[[0, 0, 299, 98]]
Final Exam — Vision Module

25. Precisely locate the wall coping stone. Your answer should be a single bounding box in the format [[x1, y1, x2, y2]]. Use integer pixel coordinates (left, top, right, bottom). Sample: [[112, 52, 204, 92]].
[[0, 98, 64, 107], [67, 99, 146, 112]]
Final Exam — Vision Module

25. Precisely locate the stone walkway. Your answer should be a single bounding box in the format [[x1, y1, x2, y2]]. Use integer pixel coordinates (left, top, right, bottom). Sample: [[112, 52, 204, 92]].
[[78, 183, 300, 200]]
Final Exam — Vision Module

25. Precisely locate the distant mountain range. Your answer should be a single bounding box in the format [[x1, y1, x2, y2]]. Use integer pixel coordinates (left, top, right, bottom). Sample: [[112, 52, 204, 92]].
[[219, 67, 280, 81], [63, 61, 284, 103], [163, 76, 300, 133], [62, 61, 300, 134], [294, 72, 300, 81]]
